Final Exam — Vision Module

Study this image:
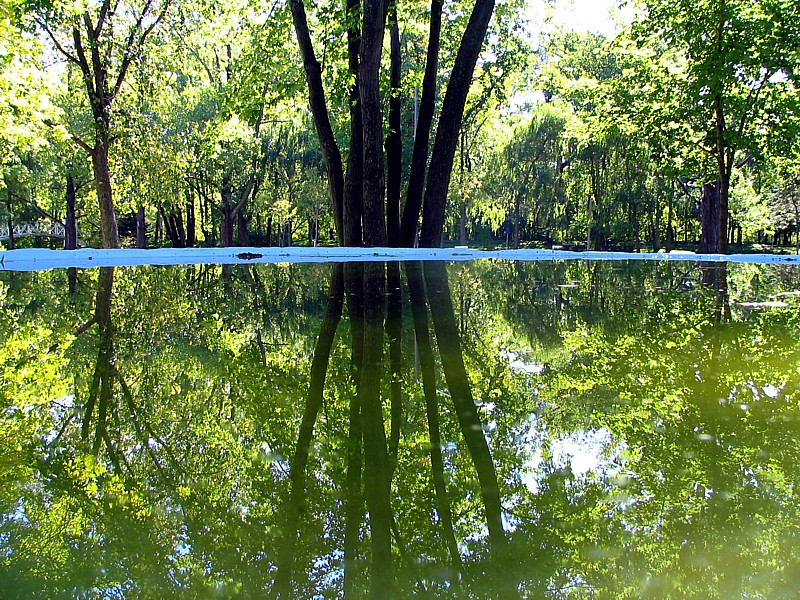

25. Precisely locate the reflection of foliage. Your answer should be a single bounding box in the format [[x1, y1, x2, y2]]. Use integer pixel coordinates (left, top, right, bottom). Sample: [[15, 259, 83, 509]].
[[1, 260, 800, 597]]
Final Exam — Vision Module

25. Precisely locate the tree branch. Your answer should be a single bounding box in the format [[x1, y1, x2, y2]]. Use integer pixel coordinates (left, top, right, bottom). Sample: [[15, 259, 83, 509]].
[[36, 18, 81, 66], [113, 0, 172, 101]]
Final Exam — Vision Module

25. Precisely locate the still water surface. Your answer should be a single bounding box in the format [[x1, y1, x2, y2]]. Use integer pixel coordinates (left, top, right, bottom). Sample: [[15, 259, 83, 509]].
[[1, 259, 799, 598]]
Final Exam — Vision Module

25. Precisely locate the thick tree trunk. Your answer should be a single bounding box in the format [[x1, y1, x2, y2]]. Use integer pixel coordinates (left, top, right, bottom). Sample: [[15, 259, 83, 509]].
[[419, 0, 496, 247], [360, 0, 388, 247], [700, 181, 722, 253], [92, 137, 121, 249], [237, 211, 251, 246], [343, 0, 364, 247]]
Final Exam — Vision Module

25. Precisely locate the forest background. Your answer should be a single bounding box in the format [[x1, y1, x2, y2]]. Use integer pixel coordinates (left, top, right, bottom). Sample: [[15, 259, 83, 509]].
[[1, 0, 799, 252]]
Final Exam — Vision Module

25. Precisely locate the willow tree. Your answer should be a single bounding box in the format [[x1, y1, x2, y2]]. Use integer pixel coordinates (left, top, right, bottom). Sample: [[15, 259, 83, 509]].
[[289, 0, 501, 248], [28, 0, 171, 248]]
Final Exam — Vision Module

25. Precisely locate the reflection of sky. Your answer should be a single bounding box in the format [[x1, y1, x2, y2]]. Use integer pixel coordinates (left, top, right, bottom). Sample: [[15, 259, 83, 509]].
[[502, 350, 546, 375], [521, 422, 623, 493]]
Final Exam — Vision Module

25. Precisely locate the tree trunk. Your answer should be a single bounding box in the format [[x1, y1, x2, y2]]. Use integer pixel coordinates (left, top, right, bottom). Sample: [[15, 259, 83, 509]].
[[419, 0, 496, 248], [700, 181, 722, 253], [405, 261, 462, 570], [92, 136, 121, 249], [5, 186, 14, 250], [237, 211, 251, 246], [273, 264, 344, 598], [64, 174, 78, 250], [359, 262, 393, 596], [343, 0, 364, 246], [186, 196, 196, 247], [289, 0, 345, 244], [219, 176, 234, 247], [155, 205, 163, 246], [360, 0, 388, 247], [135, 204, 146, 249], [423, 261, 505, 543], [399, 0, 443, 246], [386, 2, 402, 247]]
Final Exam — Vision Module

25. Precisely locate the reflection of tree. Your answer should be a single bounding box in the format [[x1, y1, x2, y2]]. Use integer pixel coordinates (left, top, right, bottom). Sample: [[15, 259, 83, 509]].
[[3, 260, 800, 597], [274, 261, 508, 597]]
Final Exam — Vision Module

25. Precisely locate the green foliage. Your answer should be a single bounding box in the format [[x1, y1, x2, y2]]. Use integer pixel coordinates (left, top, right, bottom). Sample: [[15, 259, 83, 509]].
[[3, 260, 800, 596]]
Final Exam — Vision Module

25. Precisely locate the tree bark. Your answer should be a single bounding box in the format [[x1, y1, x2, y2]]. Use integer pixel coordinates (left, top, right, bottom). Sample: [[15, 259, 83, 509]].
[[700, 181, 722, 253], [360, 0, 388, 247]]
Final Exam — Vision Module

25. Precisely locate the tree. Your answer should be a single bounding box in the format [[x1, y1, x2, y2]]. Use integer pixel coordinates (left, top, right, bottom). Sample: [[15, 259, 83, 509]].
[[289, 0, 524, 248], [627, 0, 800, 253], [29, 0, 172, 248]]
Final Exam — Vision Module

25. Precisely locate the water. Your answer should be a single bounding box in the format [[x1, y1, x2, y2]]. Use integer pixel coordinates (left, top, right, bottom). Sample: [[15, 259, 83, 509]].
[[1, 259, 799, 598]]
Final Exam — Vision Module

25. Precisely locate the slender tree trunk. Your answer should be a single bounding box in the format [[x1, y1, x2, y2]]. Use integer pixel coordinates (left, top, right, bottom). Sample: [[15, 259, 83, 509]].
[[155, 205, 163, 246], [405, 261, 462, 571], [135, 204, 146, 249], [700, 181, 722, 253], [422, 262, 504, 542], [386, 2, 402, 247], [419, 0, 496, 247], [219, 176, 234, 247], [359, 262, 392, 596], [343, 261, 365, 593], [400, 0, 443, 246], [92, 135, 121, 249], [186, 196, 196, 247], [289, 0, 345, 244], [5, 186, 14, 250], [343, 0, 364, 246], [64, 173, 78, 250], [386, 261, 402, 479], [666, 187, 674, 252]]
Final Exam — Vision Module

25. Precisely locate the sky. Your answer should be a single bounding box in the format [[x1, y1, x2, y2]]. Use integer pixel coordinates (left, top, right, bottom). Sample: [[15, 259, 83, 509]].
[[527, 0, 630, 38]]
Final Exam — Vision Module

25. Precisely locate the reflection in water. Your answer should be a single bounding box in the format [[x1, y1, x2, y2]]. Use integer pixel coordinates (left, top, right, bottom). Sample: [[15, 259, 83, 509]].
[[1, 260, 800, 597]]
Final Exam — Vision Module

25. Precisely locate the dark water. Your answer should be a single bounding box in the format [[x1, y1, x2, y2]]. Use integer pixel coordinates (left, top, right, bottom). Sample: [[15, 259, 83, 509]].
[[1, 260, 799, 598]]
